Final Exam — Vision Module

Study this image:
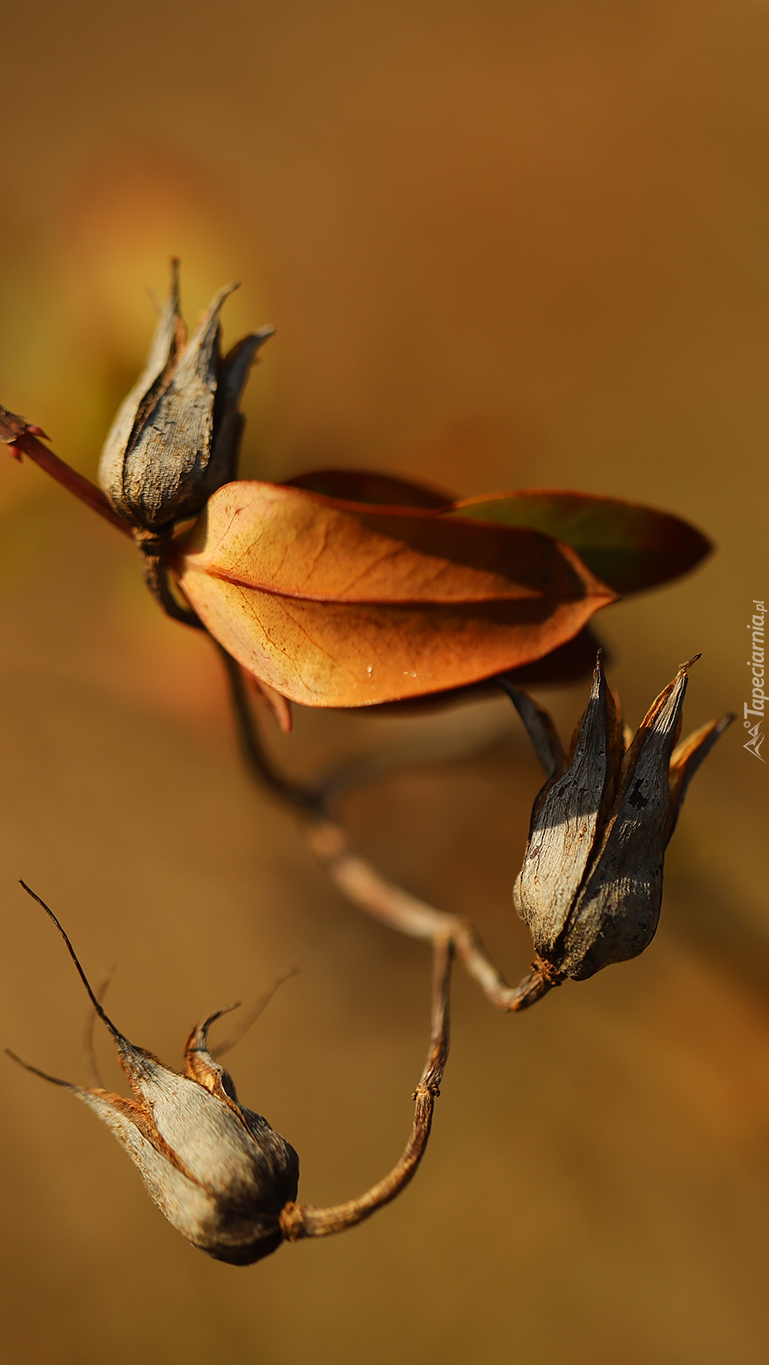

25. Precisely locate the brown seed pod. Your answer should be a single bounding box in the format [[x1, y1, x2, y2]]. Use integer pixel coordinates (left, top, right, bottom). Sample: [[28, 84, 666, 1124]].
[[8, 886, 298, 1265], [502, 655, 734, 985], [98, 260, 272, 532], [8, 888, 451, 1263]]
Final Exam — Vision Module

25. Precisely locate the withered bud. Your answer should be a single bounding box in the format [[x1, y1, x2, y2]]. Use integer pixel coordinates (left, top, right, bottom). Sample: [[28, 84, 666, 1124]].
[[507, 655, 733, 984], [8, 888, 298, 1266], [98, 260, 273, 531]]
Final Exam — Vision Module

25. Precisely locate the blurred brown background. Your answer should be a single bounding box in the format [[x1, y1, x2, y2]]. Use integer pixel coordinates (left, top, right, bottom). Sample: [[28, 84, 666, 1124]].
[[0, 2, 767, 1362]]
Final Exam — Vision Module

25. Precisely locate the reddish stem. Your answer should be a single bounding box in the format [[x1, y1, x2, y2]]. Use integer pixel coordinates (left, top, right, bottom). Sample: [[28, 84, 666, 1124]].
[[7, 426, 130, 537]]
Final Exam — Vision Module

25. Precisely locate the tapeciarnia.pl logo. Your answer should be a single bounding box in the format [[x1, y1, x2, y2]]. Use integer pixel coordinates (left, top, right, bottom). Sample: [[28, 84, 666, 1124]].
[[744, 599, 766, 762]]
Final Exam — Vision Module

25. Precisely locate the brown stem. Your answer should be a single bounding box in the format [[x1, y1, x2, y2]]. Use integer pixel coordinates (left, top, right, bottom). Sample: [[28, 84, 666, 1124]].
[[134, 530, 204, 629], [280, 936, 452, 1241], [2, 419, 131, 537], [307, 821, 559, 1011], [218, 644, 324, 814], [0, 409, 215, 636], [82, 965, 116, 1089], [221, 652, 558, 1012], [16, 881, 126, 1044]]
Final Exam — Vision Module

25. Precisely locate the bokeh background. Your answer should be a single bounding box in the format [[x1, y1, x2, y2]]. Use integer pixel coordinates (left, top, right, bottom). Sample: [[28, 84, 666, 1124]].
[[0, 3, 767, 1362]]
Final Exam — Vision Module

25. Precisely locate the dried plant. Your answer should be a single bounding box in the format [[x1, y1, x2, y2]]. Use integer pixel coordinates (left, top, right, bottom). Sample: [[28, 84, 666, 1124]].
[[0, 263, 732, 1256], [8, 885, 451, 1263]]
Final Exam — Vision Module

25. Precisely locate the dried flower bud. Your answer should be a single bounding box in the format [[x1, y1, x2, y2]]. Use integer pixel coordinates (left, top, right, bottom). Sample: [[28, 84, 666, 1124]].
[[8, 890, 298, 1265], [509, 655, 733, 983], [98, 260, 272, 531], [9, 891, 452, 1263]]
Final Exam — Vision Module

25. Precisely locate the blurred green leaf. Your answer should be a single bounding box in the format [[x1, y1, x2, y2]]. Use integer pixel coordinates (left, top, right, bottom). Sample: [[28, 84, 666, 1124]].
[[446, 491, 712, 595]]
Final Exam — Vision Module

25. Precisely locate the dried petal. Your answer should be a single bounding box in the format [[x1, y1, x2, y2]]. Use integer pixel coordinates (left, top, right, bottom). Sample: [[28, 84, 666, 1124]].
[[549, 659, 695, 979], [513, 656, 621, 958], [98, 262, 184, 506], [212, 330, 274, 488], [666, 712, 734, 842]]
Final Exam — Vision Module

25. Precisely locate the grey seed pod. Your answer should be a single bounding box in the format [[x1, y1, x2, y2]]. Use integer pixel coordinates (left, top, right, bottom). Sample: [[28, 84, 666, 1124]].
[[9, 890, 298, 1266], [9, 891, 453, 1262], [98, 260, 273, 531], [512, 655, 733, 982]]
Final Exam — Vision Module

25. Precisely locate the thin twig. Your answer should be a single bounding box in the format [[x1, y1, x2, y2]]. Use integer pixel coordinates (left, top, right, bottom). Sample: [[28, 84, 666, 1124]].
[[1, 416, 131, 537], [16, 881, 126, 1043], [220, 651, 560, 1012], [82, 965, 116, 1088], [307, 821, 558, 1011], [217, 644, 324, 814], [0, 411, 209, 633], [280, 935, 452, 1241], [134, 529, 205, 629], [209, 967, 299, 1060]]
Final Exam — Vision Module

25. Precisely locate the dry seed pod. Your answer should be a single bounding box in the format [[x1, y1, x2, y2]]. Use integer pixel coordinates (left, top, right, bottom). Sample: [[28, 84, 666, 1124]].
[[98, 260, 272, 531], [8, 887, 298, 1265], [8, 888, 451, 1263], [505, 655, 733, 984]]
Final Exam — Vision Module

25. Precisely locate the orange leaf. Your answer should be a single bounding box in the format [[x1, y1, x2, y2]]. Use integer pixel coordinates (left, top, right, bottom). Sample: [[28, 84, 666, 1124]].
[[285, 474, 711, 596], [171, 482, 617, 708], [360, 628, 608, 717]]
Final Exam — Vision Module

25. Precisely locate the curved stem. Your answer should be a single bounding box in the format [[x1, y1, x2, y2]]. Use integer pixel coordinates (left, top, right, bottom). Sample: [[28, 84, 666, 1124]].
[[307, 821, 559, 1011], [220, 651, 558, 1011], [16, 881, 126, 1044], [217, 643, 325, 814], [280, 936, 452, 1241], [134, 530, 205, 629]]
